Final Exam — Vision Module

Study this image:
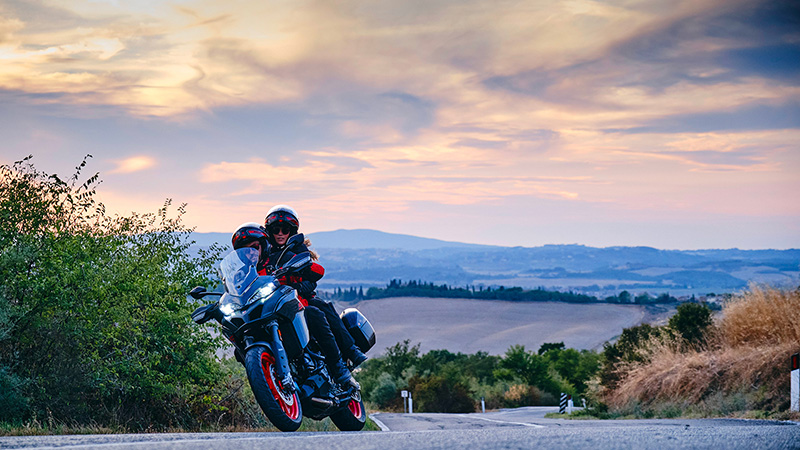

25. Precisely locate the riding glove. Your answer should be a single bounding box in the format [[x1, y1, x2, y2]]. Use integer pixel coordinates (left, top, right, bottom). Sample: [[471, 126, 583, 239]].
[[293, 280, 317, 297]]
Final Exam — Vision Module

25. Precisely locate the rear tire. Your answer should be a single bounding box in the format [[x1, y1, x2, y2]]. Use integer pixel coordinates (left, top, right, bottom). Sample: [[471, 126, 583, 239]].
[[330, 396, 367, 431], [245, 346, 303, 431]]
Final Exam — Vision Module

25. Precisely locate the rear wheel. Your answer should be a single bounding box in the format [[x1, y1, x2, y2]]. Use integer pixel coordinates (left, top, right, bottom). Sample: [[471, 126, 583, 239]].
[[330, 396, 367, 431], [245, 346, 303, 431]]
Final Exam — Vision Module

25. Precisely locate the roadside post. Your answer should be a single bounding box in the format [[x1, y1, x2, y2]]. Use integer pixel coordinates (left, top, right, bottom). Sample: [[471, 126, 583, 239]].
[[481, 397, 485, 413], [559, 393, 567, 414], [401, 390, 409, 413], [792, 353, 799, 412], [409, 392, 413, 414], [567, 395, 574, 414]]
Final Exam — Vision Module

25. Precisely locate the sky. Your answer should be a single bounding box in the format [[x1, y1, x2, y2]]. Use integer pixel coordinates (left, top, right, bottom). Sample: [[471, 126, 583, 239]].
[[1, 0, 798, 249]]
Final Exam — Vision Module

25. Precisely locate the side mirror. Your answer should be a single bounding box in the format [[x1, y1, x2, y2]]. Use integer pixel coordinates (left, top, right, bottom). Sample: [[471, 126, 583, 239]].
[[189, 286, 223, 300], [189, 286, 207, 300], [191, 304, 215, 324]]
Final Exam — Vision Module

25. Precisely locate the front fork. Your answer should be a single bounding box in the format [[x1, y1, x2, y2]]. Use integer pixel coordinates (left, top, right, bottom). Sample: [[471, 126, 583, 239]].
[[266, 321, 295, 391]]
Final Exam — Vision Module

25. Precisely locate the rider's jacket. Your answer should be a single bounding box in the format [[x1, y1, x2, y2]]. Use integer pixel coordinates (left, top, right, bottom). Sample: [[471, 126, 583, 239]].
[[256, 239, 324, 307]]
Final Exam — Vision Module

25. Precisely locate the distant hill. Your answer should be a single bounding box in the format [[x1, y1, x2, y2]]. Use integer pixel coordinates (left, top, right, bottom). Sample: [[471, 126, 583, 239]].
[[190, 229, 800, 297], [191, 232, 229, 248], [307, 229, 493, 250], [190, 229, 494, 250]]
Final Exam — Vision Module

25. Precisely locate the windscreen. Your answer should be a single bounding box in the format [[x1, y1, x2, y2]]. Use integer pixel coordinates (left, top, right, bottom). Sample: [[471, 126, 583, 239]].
[[219, 248, 260, 307]]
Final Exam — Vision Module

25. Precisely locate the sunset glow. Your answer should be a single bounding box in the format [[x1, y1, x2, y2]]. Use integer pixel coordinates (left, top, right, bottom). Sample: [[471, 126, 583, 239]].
[[1, 0, 797, 249]]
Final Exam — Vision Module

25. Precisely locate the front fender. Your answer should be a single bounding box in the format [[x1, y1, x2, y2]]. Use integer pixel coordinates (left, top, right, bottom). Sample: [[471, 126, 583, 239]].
[[244, 340, 272, 354]]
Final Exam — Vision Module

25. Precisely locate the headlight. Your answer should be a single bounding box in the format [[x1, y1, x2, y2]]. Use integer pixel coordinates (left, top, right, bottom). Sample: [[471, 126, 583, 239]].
[[219, 302, 236, 316], [256, 283, 277, 301], [242, 283, 277, 308]]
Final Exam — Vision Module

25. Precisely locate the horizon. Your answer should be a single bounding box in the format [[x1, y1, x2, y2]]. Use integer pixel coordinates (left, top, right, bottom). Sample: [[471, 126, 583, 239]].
[[1, 0, 798, 250], [195, 228, 800, 252]]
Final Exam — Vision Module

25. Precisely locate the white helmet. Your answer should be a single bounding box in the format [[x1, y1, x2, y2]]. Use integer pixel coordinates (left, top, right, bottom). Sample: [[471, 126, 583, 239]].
[[264, 205, 299, 231]]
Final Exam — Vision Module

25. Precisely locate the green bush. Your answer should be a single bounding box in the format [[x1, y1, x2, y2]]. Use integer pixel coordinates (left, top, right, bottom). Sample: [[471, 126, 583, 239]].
[[0, 156, 227, 430], [540, 345, 600, 395], [370, 372, 398, 407], [668, 302, 713, 347], [358, 341, 600, 412], [495, 344, 565, 396], [409, 374, 475, 413]]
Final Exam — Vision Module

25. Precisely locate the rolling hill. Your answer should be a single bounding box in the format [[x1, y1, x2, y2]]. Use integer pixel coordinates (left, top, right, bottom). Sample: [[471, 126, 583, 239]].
[[342, 296, 650, 355], [191, 229, 800, 297]]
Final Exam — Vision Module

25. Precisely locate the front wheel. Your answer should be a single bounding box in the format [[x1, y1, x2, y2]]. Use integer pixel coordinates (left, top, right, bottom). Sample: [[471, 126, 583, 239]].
[[330, 396, 367, 431], [245, 346, 303, 431]]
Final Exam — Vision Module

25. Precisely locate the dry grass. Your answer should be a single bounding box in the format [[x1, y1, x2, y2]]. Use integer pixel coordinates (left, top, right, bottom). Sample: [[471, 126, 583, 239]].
[[718, 286, 800, 348], [604, 286, 800, 416]]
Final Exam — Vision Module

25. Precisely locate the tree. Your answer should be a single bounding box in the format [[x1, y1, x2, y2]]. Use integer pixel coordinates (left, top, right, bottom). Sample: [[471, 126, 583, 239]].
[[0, 156, 225, 428], [542, 347, 600, 395], [538, 342, 565, 355], [668, 302, 713, 346], [369, 372, 398, 407], [409, 373, 475, 413], [495, 345, 555, 393], [384, 340, 421, 380], [600, 323, 659, 390]]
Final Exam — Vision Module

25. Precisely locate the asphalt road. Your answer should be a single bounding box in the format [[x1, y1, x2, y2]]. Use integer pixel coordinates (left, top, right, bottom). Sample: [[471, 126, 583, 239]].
[[2, 407, 798, 450]]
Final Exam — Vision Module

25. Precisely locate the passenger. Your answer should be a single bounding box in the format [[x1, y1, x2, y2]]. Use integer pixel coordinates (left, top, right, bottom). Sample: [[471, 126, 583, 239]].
[[261, 205, 368, 369]]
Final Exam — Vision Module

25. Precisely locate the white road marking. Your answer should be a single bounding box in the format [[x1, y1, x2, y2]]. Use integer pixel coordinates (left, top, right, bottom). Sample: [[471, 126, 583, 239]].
[[370, 413, 391, 431], [463, 415, 546, 428]]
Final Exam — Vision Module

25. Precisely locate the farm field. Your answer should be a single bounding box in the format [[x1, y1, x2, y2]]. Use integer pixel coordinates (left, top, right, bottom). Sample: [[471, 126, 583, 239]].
[[343, 297, 648, 356]]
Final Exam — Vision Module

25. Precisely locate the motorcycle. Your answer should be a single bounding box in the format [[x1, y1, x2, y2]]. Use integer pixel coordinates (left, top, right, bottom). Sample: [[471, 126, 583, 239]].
[[189, 235, 376, 431]]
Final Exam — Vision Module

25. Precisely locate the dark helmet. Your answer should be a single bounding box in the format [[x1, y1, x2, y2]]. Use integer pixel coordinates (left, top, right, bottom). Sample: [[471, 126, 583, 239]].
[[264, 205, 299, 240], [231, 222, 269, 250]]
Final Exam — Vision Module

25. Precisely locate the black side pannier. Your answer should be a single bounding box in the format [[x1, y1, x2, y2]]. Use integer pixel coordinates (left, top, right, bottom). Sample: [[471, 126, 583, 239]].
[[340, 308, 376, 352]]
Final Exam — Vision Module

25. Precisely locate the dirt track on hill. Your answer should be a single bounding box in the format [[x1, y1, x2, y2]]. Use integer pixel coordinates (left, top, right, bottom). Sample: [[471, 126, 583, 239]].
[[341, 297, 646, 355]]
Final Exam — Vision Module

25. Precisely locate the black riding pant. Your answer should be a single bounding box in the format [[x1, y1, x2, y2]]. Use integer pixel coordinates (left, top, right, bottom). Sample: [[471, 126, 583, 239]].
[[303, 305, 342, 364], [307, 297, 357, 358]]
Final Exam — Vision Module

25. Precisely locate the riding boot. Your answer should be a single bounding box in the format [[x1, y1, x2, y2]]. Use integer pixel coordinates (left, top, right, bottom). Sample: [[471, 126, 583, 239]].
[[347, 346, 368, 369], [329, 359, 358, 389], [305, 305, 358, 388]]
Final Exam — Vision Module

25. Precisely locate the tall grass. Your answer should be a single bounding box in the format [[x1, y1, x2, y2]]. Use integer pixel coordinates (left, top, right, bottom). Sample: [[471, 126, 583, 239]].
[[604, 286, 800, 417], [718, 286, 800, 347]]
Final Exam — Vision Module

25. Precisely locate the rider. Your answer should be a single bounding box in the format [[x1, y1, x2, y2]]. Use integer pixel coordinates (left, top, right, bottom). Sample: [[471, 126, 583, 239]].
[[261, 205, 368, 368], [230, 221, 362, 388]]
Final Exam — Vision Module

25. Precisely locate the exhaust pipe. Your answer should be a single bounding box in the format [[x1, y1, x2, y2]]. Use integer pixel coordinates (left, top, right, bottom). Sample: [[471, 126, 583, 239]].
[[310, 397, 334, 408]]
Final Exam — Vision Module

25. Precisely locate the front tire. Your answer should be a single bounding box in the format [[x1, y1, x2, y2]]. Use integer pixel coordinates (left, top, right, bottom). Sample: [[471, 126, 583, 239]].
[[330, 396, 367, 431], [245, 346, 303, 431]]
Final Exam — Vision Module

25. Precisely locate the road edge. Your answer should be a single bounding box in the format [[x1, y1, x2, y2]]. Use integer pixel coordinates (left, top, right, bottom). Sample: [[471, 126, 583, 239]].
[[370, 413, 391, 431]]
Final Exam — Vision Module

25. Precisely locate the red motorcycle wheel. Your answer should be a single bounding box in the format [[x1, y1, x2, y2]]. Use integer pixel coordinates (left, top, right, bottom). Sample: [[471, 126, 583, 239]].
[[330, 396, 367, 431], [245, 346, 303, 431], [262, 353, 301, 420], [347, 398, 363, 419]]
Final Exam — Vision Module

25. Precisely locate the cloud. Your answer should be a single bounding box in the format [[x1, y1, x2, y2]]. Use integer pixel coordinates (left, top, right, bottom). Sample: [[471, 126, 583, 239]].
[[3, 0, 797, 130], [110, 155, 156, 173], [2, 0, 799, 248], [200, 155, 374, 186], [604, 102, 800, 134]]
